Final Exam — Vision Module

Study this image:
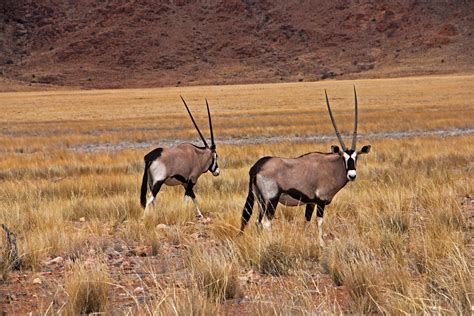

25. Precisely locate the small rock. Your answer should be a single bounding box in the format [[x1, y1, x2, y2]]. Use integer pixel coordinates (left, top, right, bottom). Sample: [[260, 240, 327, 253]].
[[45, 256, 64, 266], [131, 246, 148, 257], [79, 217, 86, 222], [133, 286, 145, 294], [156, 223, 169, 231], [32, 278, 42, 285]]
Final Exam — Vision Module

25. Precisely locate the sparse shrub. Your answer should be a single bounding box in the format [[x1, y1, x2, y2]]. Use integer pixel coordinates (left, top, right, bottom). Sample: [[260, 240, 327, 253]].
[[322, 242, 345, 286], [344, 261, 382, 314], [258, 236, 296, 276], [187, 247, 240, 303], [152, 288, 219, 315], [65, 261, 110, 315], [379, 210, 411, 234], [0, 237, 13, 281]]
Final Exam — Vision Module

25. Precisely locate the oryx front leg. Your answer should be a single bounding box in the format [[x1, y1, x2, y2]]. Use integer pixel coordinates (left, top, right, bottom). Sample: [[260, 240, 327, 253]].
[[316, 202, 326, 247], [184, 182, 203, 219], [304, 203, 315, 232]]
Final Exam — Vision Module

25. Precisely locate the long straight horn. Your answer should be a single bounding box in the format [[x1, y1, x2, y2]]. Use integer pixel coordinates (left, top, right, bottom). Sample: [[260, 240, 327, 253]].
[[325, 89, 347, 151], [351, 85, 358, 151], [205, 98, 215, 149], [180, 96, 209, 148]]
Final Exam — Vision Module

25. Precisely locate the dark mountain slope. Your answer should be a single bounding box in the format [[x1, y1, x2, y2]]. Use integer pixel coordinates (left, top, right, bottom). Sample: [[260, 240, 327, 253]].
[[1, 0, 473, 88]]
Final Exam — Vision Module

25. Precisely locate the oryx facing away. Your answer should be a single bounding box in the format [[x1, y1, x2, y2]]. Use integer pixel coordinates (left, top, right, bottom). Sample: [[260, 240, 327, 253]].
[[140, 97, 220, 219], [240, 87, 371, 246]]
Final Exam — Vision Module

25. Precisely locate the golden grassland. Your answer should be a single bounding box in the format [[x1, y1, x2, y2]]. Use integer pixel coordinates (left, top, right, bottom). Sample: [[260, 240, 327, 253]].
[[0, 75, 473, 314], [1, 75, 473, 153]]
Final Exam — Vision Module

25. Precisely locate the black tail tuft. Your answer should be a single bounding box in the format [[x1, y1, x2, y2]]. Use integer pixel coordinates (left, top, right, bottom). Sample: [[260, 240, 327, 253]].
[[240, 178, 255, 231], [141, 148, 163, 209], [140, 162, 149, 208]]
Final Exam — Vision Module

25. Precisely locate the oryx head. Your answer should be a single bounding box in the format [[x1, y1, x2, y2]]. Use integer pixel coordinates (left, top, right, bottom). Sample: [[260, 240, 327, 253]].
[[180, 96, 220, 176], [325, 86, 371, 181]]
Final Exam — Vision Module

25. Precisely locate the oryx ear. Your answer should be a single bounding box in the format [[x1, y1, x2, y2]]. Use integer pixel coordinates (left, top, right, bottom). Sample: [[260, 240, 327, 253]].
[[358, 145, 371, 155], [331, 145, 340, 154]]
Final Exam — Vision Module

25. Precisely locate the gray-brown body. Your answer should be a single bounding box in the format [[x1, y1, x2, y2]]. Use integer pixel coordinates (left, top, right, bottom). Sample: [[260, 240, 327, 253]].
[[148, 144, 215, 186], [140, 97, 219, 219], [255, 153, 348, 207], [140, 143, 219, 218], [240, 87, 371, 246]]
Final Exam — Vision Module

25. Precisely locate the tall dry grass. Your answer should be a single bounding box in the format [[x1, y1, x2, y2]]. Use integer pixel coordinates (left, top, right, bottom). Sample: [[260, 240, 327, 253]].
[[64, 261, 110, 315], [0, 76, 472, 313]]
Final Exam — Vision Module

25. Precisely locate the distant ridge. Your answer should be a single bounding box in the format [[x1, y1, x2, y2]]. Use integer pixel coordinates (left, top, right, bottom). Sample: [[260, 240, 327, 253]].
[[1, 0, 473, 89]]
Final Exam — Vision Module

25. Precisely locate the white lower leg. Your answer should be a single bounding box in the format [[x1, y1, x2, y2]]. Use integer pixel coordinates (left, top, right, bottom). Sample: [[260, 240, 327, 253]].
[[143, 196, 155, 218], [317, 217, 325, 246], [262, 217, 272, 230], [303, 221, 310, 232], [191, 197, 203, 218]]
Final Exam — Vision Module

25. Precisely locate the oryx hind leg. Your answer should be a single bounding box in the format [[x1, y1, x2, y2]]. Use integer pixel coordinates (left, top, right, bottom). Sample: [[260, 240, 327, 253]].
[[184, 182, 203, 219], [143, 180, 164, 218], [257, 195, 279, 231], [304, 203, 315, 232], [316, 201, 326, 247], [255, 175, 279, 231]]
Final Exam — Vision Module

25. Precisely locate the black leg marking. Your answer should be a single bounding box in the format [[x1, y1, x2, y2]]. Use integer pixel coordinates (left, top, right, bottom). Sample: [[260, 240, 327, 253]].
[[184, 181, 196, 199], [152, 181, 164, 198], [316, 202, 325, 218], [265, 197, 279, 220], [305, 203, 315, 222]]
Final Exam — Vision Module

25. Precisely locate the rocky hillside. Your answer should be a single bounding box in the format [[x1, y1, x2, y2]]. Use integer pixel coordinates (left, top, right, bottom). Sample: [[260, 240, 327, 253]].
[[1, 0, 473, 89]]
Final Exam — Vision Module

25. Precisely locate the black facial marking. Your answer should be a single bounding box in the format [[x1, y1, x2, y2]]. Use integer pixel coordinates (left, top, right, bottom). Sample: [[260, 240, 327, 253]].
[[208, 152, 218, 172], [347, 157, 355, 170], [344, 150, 356, 171]]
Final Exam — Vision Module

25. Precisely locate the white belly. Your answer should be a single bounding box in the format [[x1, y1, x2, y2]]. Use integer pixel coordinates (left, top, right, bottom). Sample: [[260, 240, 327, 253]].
[[278, 194, 304, 206]]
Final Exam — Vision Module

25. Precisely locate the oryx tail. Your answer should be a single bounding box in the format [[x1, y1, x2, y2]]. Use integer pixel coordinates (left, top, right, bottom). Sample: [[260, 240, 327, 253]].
[[140, 164, 149, 208], [241, 176, 255, 230], [140, 148, 163, 208]]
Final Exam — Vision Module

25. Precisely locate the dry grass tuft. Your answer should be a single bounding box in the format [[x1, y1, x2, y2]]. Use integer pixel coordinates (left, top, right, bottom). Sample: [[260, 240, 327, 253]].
[[0, 238, 12, 282], [258, 235, 297, 276], [187, 246, 240, 303], [0, 77, 472, 313], [152, 288, 219, 315], [343, 260, 383, 313], [64, 261, 110, 315]]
